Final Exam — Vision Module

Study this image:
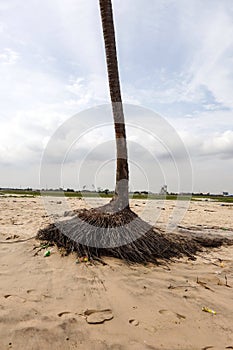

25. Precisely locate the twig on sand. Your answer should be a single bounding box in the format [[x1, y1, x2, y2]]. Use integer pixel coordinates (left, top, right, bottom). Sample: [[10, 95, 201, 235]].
[[196, 277, 215, 292], [225, 275, 232, 288], [168, 284, 196, 290], [0, 236, 36, 244]]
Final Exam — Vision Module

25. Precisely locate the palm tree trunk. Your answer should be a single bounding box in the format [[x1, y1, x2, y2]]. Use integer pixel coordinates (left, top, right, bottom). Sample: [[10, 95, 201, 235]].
[[99, 0, 129, 210]]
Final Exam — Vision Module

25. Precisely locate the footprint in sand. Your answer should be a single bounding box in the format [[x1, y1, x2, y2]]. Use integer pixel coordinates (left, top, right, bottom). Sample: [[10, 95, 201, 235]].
[[129, 319, 139, 326], [26, 289, 36, 294], [58, 311, 71, 317], [83, 309, 113, 324], [3, 294, 26, 303]]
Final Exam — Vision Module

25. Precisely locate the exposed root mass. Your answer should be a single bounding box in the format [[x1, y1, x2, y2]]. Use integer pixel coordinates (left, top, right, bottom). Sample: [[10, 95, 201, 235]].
[[37, 206, 233, 264]]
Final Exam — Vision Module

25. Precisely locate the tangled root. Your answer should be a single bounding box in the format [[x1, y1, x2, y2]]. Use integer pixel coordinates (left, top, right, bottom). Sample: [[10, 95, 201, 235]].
[[37, 206, 233, 264]]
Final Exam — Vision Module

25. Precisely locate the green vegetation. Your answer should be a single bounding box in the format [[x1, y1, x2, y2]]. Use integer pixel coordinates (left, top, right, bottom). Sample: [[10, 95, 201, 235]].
[[1, 189, 233, 202], [0, 189, 40, 196], [192, 195, 233, 203]]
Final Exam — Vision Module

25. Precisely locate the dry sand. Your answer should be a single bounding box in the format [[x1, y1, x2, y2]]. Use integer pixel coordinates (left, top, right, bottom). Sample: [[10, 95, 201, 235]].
[[0, 196, 233, 349]]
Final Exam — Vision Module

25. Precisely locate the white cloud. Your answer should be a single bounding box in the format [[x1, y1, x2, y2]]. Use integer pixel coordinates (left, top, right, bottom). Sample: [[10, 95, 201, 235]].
[[183, 6, 233, 108], [0, 0, 233, 192], [179, 129, 233, 160], [0, 108, 66, 166], [0, 48, 19, 65], [201, 130, 233, 159], [65, 75, 109, 106]]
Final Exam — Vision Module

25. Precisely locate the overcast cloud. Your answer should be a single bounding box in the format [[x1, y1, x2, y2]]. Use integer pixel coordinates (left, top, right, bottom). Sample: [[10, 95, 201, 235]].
[[0, 0, 233, 193]]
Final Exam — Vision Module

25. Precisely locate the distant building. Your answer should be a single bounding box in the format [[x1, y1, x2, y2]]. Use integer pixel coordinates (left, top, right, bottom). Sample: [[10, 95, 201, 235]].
[[223, 191, 229, 196], [160, 185, 168, 195]]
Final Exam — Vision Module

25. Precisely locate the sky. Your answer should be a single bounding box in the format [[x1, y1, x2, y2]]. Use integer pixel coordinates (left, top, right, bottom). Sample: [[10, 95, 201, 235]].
[[0, 0, 233, 194]]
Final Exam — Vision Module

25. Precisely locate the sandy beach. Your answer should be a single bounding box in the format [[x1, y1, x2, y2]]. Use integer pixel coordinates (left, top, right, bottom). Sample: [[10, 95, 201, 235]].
[[1, 196, 233, 349]]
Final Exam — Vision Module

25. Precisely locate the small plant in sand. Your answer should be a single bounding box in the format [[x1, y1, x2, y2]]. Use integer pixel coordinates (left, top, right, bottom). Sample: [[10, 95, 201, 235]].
[[37, 0, 233, 264]]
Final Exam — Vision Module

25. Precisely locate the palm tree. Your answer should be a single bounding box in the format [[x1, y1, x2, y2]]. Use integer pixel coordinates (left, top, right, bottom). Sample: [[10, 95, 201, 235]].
[[99, 0, 129, 212], [37, 0, 232, 263]]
